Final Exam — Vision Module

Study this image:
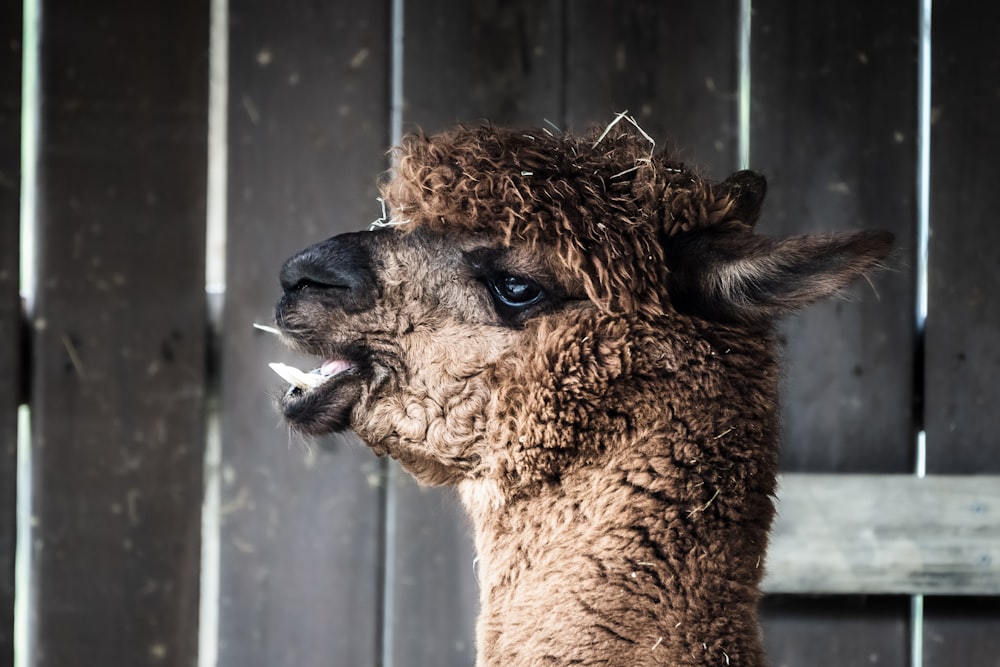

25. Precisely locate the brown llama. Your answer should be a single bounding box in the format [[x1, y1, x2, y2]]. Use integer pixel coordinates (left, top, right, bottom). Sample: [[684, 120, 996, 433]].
[[268, 121, 892, 666]]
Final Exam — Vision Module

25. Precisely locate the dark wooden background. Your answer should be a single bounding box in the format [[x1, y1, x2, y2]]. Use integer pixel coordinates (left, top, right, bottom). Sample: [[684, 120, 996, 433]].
[[2, 0, 998, 665]]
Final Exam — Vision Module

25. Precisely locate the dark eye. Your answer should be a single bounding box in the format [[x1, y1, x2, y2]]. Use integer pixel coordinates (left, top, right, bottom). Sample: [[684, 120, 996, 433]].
[[490, 275, 544, 308]]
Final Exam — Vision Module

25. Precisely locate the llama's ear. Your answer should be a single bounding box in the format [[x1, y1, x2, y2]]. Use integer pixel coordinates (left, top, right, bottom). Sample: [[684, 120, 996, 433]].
[[718, 170, 767, 227], [666, 230, 894, 323]]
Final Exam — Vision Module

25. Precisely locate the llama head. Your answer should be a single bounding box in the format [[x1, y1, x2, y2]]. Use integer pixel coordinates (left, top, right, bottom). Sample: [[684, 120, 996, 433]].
[[272, 123, 892, 490]]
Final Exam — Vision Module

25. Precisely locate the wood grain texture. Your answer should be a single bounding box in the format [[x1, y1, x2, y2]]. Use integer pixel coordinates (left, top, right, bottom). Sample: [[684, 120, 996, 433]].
[[923, 1, 1000, 660], [750, 0, 917, 473], [765, 475, 1000, 595], [750, 0, 917, 661], [402, 0, 564, 134], [0, 0, 22, 661], [218, 2, 389, 665], [566, 0, 740, 177], [29, 1, 208, 664], [385, 471, 479, 667], [761, 596, 908, 667], [925, 597, 1000, 667], [924, 0, 1000, 473]]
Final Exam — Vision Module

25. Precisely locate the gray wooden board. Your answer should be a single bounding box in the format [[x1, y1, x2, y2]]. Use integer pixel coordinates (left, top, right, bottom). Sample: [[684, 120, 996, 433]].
[[750, 0, 917, 473], [385, 470, 479, 666], [28, 1, 209, 664], [924, 1, 1000, 659], [218, 2, 389, 665], [750, 0, 917, 661], [765, 475, 1000, 595], [924, 597, 1000, 667], [0, 0, 22, 661], [761, 595, 909, 667], [401, 0, 565, 135], [924, 0, 1000, 474], [391, 2, 565, 664], [565, 0, 740, 177]]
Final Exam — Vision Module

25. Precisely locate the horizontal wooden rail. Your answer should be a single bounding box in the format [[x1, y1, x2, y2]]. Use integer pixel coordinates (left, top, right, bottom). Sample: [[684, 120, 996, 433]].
[[765, 474, 1000, 595]]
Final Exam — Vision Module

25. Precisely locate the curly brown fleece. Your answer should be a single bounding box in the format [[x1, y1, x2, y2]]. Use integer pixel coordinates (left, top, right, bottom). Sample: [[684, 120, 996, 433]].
[[382, 125, 745, 316], [274, 122, 892, 666]]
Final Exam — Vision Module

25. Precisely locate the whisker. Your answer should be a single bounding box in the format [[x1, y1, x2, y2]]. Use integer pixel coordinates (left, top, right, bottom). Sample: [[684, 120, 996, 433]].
[[253, 323, 281, 335]]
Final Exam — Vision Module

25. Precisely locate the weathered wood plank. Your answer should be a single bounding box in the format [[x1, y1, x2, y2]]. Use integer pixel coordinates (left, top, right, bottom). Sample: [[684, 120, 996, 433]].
[[391, 2, 564, 664], [402, 0, 564, 134], [750, 0, 917, 660], [218, 2, 389, 665], [29, 1, 208, 664], [924, 0, 1000, 474], [385, 473, 479, 666], [924, 1, 1000, 658], [765, 475, 1000, 595], [0, 0, 22, 661], [924, 597, 1000, 667], [751, 0, 917, 473], [761, 596, 909, 667], [566, 0, 741, 177]]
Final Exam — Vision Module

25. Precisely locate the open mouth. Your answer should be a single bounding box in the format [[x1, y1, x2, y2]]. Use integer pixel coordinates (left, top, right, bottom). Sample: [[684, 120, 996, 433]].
[[267, 350, 367, 435], [268, 359, 355, 398], [257, 321, 371, 434]]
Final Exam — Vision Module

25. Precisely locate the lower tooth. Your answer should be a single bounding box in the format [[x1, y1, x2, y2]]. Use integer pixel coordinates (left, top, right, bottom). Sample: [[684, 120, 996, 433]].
[[269, 362, 326, 390]]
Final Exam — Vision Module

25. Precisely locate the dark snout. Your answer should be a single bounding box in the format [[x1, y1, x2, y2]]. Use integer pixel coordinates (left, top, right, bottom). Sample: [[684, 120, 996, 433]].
[[276, 231, 380, 324]]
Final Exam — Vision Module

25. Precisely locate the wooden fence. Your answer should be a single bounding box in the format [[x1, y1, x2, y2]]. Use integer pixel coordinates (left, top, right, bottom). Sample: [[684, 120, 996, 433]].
[[1, 0, 998, 665]]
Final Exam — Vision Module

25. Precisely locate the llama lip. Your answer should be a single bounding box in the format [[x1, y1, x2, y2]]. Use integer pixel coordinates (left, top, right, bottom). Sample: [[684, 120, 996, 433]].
[[271, 355, 366, 435]]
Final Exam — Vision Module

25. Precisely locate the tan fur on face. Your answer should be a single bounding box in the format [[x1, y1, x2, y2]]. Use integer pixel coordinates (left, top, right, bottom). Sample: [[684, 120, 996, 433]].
[[358, 322, 511, 485]]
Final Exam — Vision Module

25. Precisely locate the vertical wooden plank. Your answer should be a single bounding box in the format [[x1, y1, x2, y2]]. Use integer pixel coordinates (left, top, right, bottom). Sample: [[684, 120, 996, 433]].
[[751, 0, 916, 473], [762, 596, 909, 667], [29, 1, 208, 665], [566, 0, 741, 177], [384, 478, 480, 666], [218, 2, 389, 666], [924, 0, 1000, 657], [402, 0, 564, 134], [925, 598, 1000, 667], [0, 0, 22, 662], [750, 0, 916, 662], [391, 3, 563, 664], [924, 0, 1000, 472]]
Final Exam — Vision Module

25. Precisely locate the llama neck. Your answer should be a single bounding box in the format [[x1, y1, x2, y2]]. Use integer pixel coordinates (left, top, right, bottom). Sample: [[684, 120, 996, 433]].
[[459, 450, 772, 667]]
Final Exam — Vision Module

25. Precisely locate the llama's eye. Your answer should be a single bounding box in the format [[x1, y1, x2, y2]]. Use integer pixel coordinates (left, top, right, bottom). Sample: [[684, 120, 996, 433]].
[[490, 275, 544, 308]]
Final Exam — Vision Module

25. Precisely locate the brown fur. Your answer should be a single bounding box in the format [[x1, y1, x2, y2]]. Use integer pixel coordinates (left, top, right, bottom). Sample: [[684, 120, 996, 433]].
[[273, 123, 893, 666]]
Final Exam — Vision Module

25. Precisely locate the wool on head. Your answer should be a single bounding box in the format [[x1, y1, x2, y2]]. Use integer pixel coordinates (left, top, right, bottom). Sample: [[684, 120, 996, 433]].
[[380, 123, 748, 316]]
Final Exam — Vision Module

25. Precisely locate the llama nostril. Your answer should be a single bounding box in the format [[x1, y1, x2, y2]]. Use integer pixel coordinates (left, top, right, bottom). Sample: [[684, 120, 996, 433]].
[[280, 268, 346, 294], [278, 231, 379, 312], [280, 254, 349, 293]]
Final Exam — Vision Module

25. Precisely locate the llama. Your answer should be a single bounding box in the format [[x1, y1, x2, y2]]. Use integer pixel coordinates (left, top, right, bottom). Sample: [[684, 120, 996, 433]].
[[269, 121, 892, 666]]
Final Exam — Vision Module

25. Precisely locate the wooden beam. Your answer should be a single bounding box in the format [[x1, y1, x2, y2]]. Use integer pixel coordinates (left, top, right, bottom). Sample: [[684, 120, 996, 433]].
[[765, 474, 1000, 595]]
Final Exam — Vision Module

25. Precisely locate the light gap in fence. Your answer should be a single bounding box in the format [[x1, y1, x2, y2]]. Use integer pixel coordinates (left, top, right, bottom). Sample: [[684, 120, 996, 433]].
[[911, 0, 933, 663], [13, 0, 41, 662], [198, 0, 229, 665], [738, 0, 752, 169]]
